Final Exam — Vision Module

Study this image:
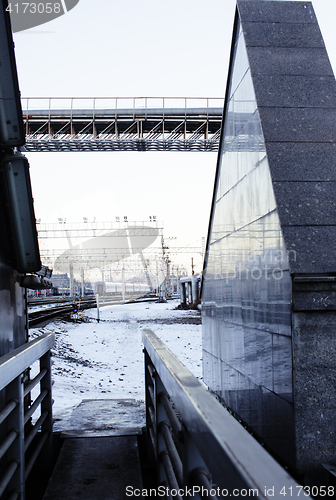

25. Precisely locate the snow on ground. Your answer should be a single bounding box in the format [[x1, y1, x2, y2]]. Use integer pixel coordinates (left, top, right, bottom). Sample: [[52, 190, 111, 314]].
[[30, 299, 202, 421]]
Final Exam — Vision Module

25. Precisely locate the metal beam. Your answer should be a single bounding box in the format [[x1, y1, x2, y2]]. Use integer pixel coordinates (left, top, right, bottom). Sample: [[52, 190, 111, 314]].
[[21, 97, 224, 152]]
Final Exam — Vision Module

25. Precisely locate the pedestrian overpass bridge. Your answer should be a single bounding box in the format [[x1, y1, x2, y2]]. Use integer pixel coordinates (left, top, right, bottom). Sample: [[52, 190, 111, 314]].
[[21, 97, 224, 152]]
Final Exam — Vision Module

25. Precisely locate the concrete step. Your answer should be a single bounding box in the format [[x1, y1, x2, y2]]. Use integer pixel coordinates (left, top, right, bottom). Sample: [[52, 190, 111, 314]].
[[42, 435, 143, 500], [54, 399, 145, 437]]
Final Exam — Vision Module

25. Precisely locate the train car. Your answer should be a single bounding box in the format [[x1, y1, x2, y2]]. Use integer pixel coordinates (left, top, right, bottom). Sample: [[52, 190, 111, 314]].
[[100, 281, 151, 296]]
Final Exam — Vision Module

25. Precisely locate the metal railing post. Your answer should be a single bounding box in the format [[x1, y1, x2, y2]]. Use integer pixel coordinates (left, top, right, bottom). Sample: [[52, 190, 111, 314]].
[[144, 352, 156, 468], [48, 99, 51, 136], [155, 376, 167, 488], [162, 98, 165, 141], [25, 98, 29, 137], [5, 376, 25, 500], [93, 98, 96, 137], [39, 351, 53, 475], [115, 98, 118, 139], [70, 98, 73, 136]]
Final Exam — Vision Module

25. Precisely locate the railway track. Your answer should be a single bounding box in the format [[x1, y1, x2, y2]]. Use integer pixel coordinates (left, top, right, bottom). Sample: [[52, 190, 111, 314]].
[[28, 294, 158, 327], [28, 297, 97, 326]]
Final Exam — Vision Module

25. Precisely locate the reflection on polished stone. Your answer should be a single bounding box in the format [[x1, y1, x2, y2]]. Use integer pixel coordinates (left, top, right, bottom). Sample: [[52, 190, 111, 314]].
[[202, 16, 294, 469]]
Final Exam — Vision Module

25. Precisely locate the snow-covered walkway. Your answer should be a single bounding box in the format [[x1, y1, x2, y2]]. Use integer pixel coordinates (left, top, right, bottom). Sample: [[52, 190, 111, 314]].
[[30, 299, 202, 423]]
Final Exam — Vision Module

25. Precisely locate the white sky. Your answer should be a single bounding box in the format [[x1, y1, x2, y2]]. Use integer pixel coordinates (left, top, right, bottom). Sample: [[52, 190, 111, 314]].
[[12, 0, 336, 275]]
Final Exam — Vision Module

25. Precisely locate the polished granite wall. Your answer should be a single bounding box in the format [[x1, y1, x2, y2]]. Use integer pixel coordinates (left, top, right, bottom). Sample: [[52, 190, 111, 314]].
[[202, 12, 295, 469], [202, 0, 336, 483]]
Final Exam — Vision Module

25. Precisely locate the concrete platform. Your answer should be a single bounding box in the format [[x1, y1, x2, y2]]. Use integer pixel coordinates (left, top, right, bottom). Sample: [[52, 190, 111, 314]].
[[42, 435, 143, 500], [54, 399, 146, 437], [41, 399, 146, 499]]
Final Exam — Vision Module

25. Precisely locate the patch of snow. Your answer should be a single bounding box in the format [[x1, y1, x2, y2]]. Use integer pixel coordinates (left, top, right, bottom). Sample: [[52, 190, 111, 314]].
[[30, 299, 202, 424]]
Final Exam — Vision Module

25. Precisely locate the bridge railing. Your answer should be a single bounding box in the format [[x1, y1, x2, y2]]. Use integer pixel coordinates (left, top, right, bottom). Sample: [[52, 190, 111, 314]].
[[20, 97, 224, 151], [0, 333, 55, 500], [21, 96, 224, 117], [143, 328, 309, 499]]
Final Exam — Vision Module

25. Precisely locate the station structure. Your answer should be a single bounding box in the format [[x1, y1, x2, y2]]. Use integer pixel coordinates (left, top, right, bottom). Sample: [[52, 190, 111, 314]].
[[21, 97, 224, 152], [1, 1, 336, 499]]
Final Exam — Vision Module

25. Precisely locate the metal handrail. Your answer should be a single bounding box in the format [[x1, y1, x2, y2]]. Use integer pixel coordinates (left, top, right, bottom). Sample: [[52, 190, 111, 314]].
[[21, 96, 224, 108], [22, 107, 223, 118], [0, 333, 54, 392], [143, 328, 310, 499], [21, 96, 224, 121], [0, 333, 55, 500]]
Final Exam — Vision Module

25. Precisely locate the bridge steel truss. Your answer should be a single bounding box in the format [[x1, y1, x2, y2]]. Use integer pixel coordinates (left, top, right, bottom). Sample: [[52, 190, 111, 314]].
[[21, 97, 224, 152]]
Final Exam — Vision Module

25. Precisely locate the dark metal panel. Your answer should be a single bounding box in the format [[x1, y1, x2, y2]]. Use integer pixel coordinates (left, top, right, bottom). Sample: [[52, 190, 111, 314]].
[[292, 310, 336, 475], [266, 142, 336, 182], [0, 255, 26, 357], [273, 181, 336, 226], [259, 107, 336, 143], [252, 75, 336, 108], [281, 225, 336, 275], [242, 21, 325, 48], [237, 1, 317, 24], [293, 291, 336, 311], [0, 1, 25, 147], [247, 46, 334, 77]]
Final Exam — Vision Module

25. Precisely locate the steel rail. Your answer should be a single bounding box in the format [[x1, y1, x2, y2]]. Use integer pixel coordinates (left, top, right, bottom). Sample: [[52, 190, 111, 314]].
[[0, 432, 18, 462], [24, 368, 48, 397], [25, 432, 50, 480], [28, 304, 83, 326], [23, 107, 223, 118], [0, 334, 54, 393], [25, 411, 49, 452], [27, 295, 157, 327], [0, 401, 17, 426], [0, 462, 18, 498], [24, 389, 48, 425], [23, 140, 220, 152], [27, 298, 96, 326]]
